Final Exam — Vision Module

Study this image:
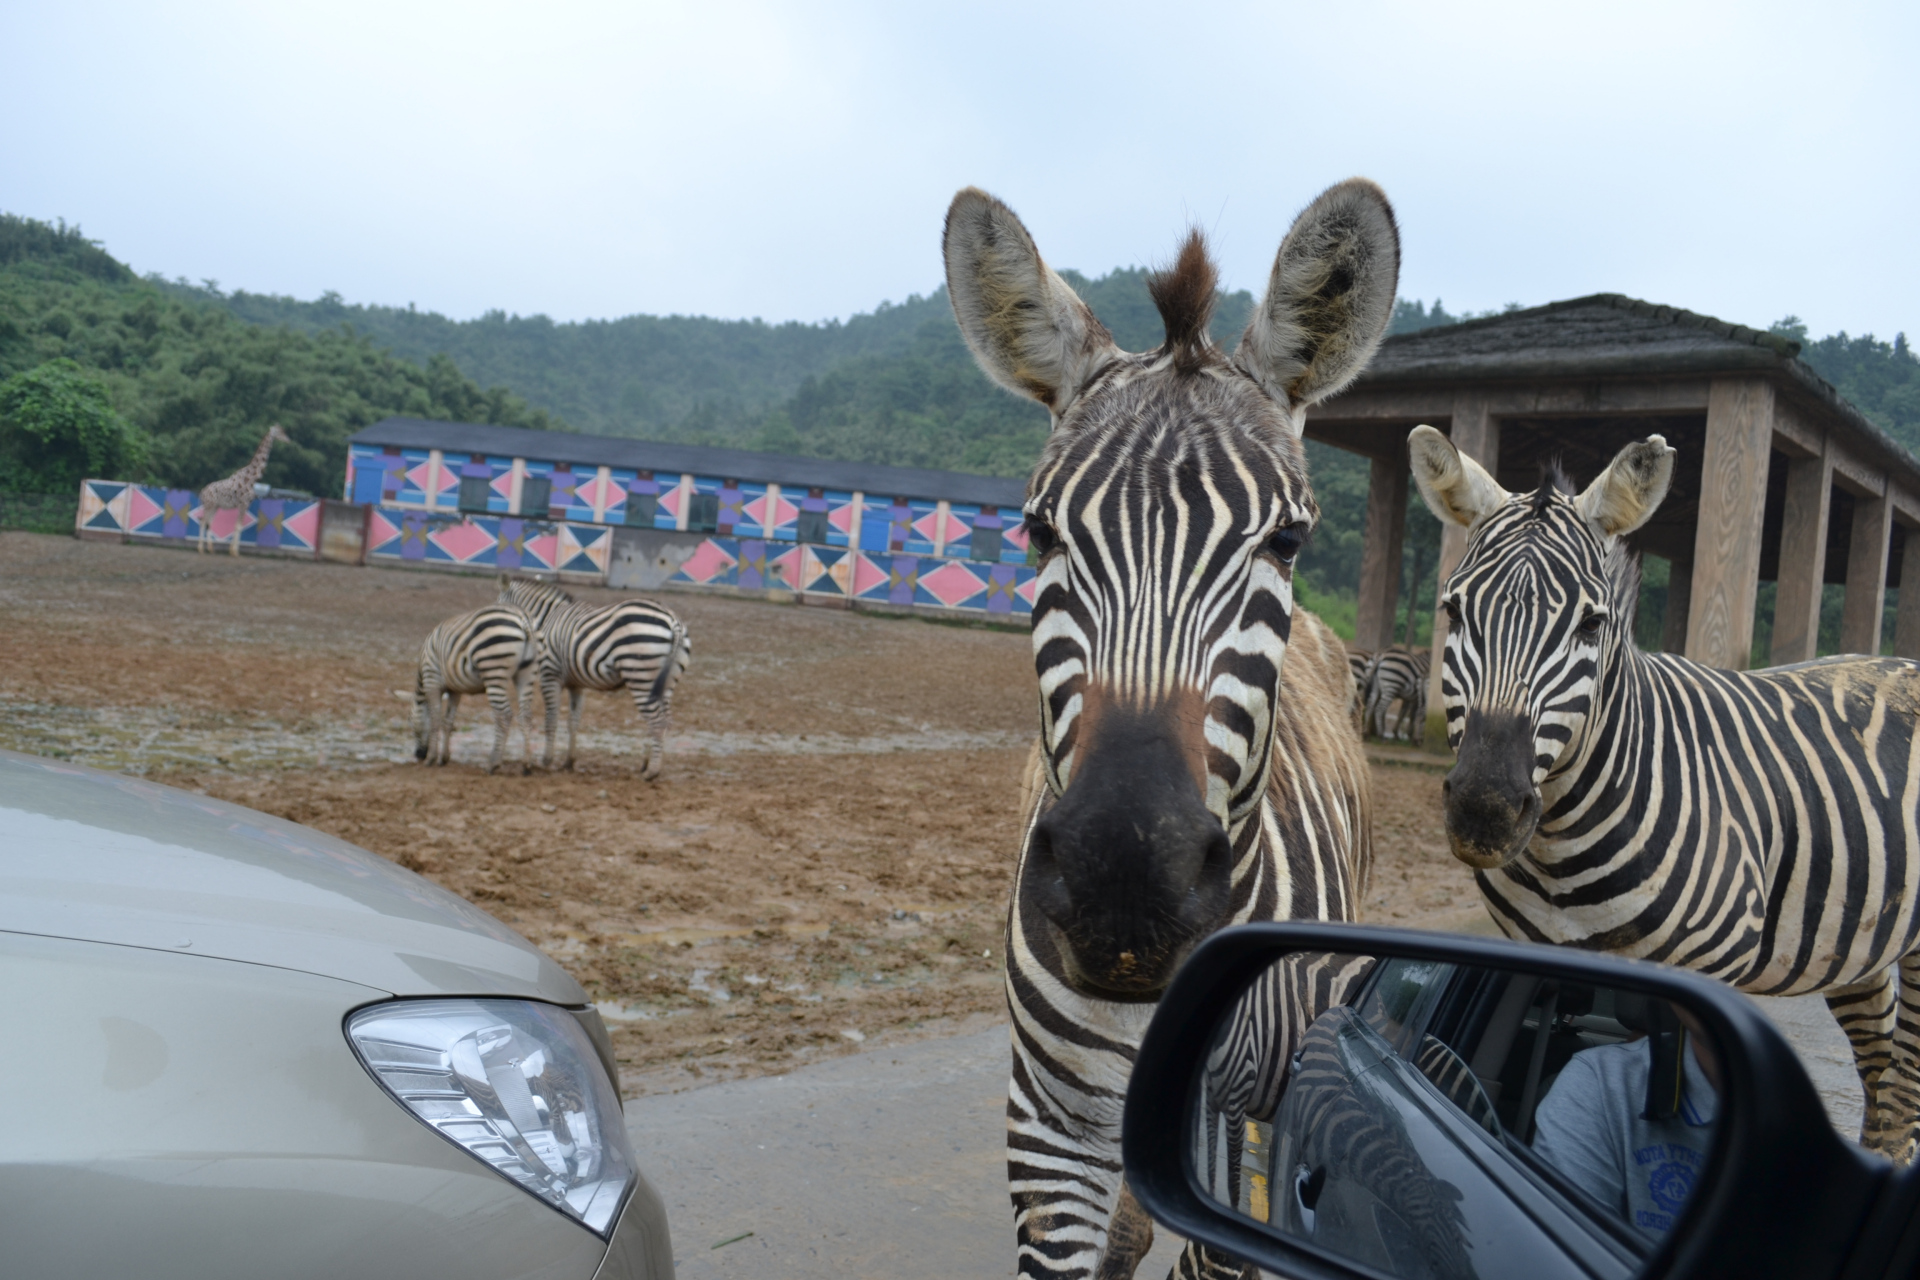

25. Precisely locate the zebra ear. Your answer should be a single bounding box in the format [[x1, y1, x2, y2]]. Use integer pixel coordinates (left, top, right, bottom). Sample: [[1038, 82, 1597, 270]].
[[1409, 425, 1510, 528], [1235, 178, 1400, 432], [1576, 435, 1676, 539], [944, 188, 1119, 417]]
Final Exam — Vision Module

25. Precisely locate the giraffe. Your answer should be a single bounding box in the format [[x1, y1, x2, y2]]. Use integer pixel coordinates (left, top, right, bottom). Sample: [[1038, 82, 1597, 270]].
[[197, 424, 291, 556]]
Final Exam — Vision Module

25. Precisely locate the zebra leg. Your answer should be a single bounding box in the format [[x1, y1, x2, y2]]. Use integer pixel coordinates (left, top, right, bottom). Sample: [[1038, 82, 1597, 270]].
[[1094, 1184, 1155, 1280], [438, 692, 462, 765], [483, 679, 515, 775], [566, 687, 583, 771], [1886, 952, 1920, 1163], [1173, 1241, 1257, 1280], [1825, 967, 1903, 1158], [539, 666, 561, 769]]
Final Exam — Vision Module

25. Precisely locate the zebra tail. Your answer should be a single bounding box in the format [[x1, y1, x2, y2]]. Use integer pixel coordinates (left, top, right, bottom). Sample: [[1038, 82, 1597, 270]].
[[647, 623, 687, 703]]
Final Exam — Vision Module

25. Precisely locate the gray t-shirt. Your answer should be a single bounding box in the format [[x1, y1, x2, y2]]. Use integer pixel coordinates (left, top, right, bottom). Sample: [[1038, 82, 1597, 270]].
[[1530, 1038, 1717, 1240]]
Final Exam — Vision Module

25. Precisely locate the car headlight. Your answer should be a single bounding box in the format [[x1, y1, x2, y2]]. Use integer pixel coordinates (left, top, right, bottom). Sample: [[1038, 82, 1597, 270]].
[[347, 999, 636, 1236]]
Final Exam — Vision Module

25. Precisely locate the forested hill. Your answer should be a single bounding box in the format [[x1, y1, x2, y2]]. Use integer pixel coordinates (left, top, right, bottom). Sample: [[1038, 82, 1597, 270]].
[[0, 215, 560, 498], [175, 266, 1260, 471]]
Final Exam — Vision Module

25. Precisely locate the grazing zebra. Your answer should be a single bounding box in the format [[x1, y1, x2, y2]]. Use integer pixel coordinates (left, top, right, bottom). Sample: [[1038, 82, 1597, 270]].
[[496, 577, 690, 779], [1409, 424, 1920, 1162], [945, 177, 1396, 1279], [410, 605, 539, 773], [1364, 644, 1429, 742]]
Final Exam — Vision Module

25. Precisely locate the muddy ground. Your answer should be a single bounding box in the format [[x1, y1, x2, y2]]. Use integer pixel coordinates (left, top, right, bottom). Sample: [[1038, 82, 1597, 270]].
[[0, 531, 1477, 1094]]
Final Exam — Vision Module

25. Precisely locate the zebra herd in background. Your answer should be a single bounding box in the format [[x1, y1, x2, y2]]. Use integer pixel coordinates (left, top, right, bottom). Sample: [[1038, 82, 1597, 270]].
[[1344, 643, 1430, 743], [407, 578, 689, 778]]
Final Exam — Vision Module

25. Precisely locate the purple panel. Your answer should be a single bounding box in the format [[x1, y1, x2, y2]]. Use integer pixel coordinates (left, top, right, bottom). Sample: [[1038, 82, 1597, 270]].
[[497, 518, 524, 570], [718, 482, 743, 534], [888, 501, 911, 551], [401, 513, 429, 561], [889, 555, 917, 605], [986, 564, 1017, 616], [255, 498, 284, 548], [162, 489, 194, 539], [737, 538, 767, 590]]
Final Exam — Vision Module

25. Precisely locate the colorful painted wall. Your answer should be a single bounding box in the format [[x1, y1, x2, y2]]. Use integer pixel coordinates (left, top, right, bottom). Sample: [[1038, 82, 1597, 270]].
[[76, 479, 325, 555], [74, 477, 1035, 620]]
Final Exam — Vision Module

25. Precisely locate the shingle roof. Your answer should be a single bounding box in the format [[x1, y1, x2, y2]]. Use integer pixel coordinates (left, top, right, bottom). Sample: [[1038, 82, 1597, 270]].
[[1360, 294, 1917, 480], [1366, 293, 1800, 383], [349, 417, 1029, 509]]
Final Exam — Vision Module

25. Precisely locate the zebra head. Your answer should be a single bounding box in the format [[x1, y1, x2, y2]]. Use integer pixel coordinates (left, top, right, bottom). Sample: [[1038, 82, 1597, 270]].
[[945, 181, 1399, 997], [1409, 426, 1676, 869]]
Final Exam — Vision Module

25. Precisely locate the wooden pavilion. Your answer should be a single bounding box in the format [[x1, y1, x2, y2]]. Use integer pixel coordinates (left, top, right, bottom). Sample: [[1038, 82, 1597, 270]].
[[1304, 294, 1920, 743]]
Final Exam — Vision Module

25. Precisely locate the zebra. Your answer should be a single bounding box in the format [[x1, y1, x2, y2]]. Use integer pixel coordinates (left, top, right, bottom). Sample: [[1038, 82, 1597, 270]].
[[1407, 423, 1920, 1163], [409, 605, 539, 773], [496, 577, 690, 779], [944, 177, 1397, 1279], [1363, 644, 1429, 742]]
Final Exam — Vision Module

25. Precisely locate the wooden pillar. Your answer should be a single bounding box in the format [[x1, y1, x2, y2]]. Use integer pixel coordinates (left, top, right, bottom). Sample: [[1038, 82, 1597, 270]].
[[1426, 398, 1498, 747], [1662, 561, 1693, 654], [1769, 451, 1833, 665], [1841, 489, 1894, 655], [1895, 524, 1920, 659], [1354, 447, 1408, 653], [1686, 379, 1775, 670]]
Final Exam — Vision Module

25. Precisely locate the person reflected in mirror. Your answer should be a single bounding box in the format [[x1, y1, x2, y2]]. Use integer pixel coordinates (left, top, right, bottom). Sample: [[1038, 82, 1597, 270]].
[[1530, 998, 1719, 1241]]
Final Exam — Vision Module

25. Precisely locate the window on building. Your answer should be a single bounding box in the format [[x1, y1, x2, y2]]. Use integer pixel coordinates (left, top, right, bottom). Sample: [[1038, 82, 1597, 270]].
[[970, 524, 1002, 563], [458, 475, 492, 513], [687, 492, 720, 533], [797, 509, 831, 545], [519, 475, 552, 515], [626, 493, 658, 527]]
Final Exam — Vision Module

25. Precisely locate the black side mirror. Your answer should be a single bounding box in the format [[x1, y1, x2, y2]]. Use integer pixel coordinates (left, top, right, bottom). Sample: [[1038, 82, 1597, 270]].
[[1121, 923, 1920, 1280]]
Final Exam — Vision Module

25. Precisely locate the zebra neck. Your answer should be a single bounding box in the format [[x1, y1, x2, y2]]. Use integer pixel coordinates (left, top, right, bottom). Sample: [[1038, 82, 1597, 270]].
[[1534, 644, 1666, 853]]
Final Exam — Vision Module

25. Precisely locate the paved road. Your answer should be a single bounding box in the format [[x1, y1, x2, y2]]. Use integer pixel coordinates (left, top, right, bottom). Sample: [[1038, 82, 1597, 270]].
[[624, 998, 1862, 1279]]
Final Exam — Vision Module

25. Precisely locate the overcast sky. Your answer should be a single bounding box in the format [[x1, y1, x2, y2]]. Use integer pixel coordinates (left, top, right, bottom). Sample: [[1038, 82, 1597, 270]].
[[4, 0, 1915, 341]]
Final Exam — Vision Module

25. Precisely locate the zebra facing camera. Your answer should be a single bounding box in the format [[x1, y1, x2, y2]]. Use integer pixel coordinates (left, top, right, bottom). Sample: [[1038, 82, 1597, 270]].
[[1121, 922, 1914, 1280]]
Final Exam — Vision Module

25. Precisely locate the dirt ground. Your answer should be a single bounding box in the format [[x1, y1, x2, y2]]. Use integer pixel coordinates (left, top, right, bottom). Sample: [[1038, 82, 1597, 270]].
[[0, 531, 1481, 1094]]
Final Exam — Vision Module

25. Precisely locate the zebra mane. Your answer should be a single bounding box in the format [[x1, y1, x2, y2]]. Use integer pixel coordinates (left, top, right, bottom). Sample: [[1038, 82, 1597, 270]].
[[1531, 458, 1575, 518], [1147, 230, 1218, 376]]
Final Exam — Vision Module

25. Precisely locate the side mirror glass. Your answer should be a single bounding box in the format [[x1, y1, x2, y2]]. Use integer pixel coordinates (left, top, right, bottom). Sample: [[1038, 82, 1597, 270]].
[[1123, 924, 1875, 1280], [1197, 952, 1718, 1277]]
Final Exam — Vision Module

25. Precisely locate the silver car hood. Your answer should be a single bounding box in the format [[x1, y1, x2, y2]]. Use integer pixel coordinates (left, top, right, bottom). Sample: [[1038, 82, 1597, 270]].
[[0, 751, 584, 1003]]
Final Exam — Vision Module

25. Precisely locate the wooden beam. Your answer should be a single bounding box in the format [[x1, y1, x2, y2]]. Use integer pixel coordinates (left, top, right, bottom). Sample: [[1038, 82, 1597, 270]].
[[1427, 396, 1499, 745], [1353, 448, 1409, 652], [1842, 490, 1894, 655], [1686, 379, 1775, 670], [1309, 378, 1715, 427], [1769, 450, 1833, 665], [1896, 525, 1920, 660], [1662, 561, 1694, 654]]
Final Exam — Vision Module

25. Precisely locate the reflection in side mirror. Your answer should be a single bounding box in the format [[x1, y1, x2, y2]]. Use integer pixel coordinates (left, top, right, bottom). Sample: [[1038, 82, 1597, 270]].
[[1123, 924, 1889, 1280], [1192, 952, 1721, 1278]]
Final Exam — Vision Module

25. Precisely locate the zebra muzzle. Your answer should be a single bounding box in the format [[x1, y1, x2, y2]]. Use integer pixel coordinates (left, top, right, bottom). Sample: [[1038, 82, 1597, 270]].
[[1442, 709, 1543, 869]]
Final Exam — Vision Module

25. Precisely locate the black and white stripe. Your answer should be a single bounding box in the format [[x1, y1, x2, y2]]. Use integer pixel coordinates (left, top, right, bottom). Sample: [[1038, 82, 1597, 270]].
[[1412, 426, 1920, 1162], [410, 605, 539, 773], [497, 577, 690, 779], [946, 179, 1399, 1279]]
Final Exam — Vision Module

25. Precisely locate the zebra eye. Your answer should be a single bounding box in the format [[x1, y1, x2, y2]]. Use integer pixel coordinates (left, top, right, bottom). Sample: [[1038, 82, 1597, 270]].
[[1024, 517, 1060, 558], [1443, 599, 1462, 628], [1577, 611, 1605, 640], [1265, 523, 1308, 564]]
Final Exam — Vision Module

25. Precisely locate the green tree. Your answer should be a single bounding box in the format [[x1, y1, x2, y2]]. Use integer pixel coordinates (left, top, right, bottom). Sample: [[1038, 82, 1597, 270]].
[[0, 358, 147, 493]]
